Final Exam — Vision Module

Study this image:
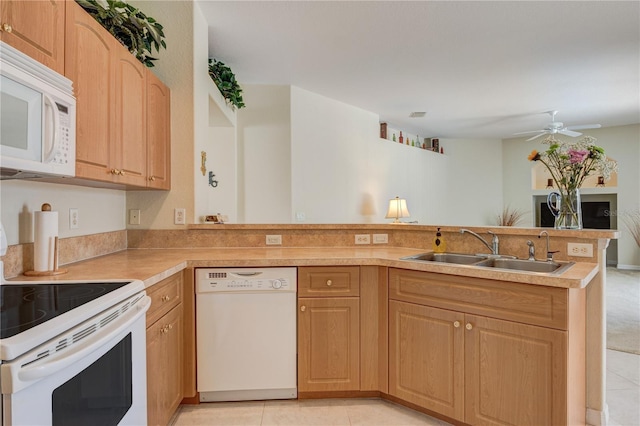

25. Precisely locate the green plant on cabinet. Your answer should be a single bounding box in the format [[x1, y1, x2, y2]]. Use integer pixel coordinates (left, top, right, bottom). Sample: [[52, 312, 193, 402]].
[[75, 0, 166, 67]]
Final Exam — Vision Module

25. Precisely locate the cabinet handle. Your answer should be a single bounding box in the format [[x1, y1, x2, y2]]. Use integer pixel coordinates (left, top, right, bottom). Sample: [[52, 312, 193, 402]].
[[148, 175, 156, 181], [162, 295, 171, 302], [110, 168, 119, 175], [160, 325, 168, 334], [326, 279, 332, 286], [300, 305, 306, 312], [119, 170, 125, 176], [465, 323, 473, 330], [453, 321, 460, 328], [2, 23, 12, 33]]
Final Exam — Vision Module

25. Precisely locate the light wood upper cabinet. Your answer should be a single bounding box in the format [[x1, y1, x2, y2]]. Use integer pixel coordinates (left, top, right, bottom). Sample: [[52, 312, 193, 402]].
[[146, 69, 171, 189], [65, 2, 170, 189], [114, 48, 147, 187], [297, 297, 360, 392], [0, 0, 65, 74], [66, 1, 116, 181]]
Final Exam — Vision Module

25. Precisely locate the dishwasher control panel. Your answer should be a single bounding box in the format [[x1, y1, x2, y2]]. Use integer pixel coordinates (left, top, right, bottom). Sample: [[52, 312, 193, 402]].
[[196, 267, 297, 293]]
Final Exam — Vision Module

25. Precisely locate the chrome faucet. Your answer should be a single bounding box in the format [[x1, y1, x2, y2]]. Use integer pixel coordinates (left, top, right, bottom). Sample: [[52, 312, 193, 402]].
[[460, 229, 499, 255], [538, 230, 558, 262]]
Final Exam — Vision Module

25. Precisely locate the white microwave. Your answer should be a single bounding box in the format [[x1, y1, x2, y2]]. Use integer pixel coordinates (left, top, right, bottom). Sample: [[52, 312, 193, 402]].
[[0, 41, 76, 179]]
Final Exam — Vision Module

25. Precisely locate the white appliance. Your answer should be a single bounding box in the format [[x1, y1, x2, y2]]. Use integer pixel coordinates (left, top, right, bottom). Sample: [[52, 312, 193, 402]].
[[0, 41, 76, 179], [196, 267, 297, 402], [0, 226, 150, 426]]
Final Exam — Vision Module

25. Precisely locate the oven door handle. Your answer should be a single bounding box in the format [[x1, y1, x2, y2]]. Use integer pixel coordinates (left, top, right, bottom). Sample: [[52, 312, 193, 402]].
[[18, 295, 151, 383]]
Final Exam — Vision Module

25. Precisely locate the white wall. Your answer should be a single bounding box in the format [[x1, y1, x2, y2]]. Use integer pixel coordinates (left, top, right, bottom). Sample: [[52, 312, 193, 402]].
[[126, 0, 196, 228], [0, 180, 125, 244], [502, 124, 640, 268], [237, 85, 291, 223], [236, 85, 502, 226]]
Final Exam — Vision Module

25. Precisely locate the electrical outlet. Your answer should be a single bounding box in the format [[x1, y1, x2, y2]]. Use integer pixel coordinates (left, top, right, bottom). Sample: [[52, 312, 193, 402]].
[[69, 208, 79, 229], [355, 234, 371, 244], [373, 233, 388, 244], [174, 208, 186, 225], [129, 209, 141, 225], [266, 235, 282, 245], [296, 212, 306, 222], [568, 242, 593, 257]]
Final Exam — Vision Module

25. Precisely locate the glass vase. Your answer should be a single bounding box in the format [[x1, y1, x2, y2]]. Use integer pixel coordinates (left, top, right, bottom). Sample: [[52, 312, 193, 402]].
[[547, 188, 582, 229]]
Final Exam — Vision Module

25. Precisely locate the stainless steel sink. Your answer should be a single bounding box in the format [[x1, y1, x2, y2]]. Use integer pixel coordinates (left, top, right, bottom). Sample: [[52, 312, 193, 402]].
[[400, 252, 574, 275], [400, 252, 488, 265], [475, 258, 574, 274]]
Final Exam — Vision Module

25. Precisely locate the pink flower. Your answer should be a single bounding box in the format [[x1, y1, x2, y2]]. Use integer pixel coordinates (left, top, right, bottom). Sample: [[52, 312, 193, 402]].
[[568, 149, 589, 164]]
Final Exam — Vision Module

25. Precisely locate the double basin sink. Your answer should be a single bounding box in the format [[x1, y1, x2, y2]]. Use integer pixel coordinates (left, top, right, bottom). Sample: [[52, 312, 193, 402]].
[[401, 252, 574, 275]]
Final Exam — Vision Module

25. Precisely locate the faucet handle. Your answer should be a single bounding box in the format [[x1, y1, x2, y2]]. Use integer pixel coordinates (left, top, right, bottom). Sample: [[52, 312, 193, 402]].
[[546, 250, 559, 262]]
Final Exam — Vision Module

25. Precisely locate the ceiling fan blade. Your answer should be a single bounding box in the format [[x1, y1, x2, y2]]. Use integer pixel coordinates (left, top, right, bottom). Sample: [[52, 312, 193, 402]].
[[513, 129, 546, 135], [559, 129, 582, 137], [526, 133, 547, 141], [566, 124, 602, 130]]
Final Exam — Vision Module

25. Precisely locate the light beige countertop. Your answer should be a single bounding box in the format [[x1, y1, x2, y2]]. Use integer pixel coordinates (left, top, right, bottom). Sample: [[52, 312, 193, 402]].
[[12, 247, 599, 290]]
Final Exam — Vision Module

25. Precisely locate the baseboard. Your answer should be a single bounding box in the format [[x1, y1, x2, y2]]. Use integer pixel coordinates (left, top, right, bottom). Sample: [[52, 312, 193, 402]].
[[586, 404, 609, 426], [615, 264, 640, 271]]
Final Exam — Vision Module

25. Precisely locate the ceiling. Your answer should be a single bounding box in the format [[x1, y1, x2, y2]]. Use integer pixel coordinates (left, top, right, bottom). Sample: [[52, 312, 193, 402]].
[[196, 1, 640, 140]]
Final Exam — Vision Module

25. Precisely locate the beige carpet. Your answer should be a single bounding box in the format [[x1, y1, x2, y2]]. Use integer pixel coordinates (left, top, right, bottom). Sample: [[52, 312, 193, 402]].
[[606, 267, 640, 355]]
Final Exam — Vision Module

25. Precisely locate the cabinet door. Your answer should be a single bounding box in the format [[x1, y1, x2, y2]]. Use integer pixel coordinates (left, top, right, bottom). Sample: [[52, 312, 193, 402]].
[[66, 2, 116, 181], [389, 300, 464, 421], [114, 46, 147, 186], [147, 304, 183, 426], [464, 314, 567, 426], [298, 297, 360, 392], [0, 0, 65, 74], [146, 69, 171, 189]]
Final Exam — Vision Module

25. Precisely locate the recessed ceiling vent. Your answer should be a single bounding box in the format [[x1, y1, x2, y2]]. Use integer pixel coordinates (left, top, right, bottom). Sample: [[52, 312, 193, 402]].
[[409, 112, 426, 118]]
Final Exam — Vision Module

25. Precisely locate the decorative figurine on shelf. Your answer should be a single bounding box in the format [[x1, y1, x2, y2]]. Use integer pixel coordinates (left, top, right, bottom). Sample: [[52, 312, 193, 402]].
[[399, 131, 403, 144]]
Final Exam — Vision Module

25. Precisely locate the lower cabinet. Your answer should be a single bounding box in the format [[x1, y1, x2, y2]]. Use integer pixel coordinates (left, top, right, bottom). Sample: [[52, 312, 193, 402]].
[[297, 266, 360, 392], [146, 273, 184, 426], [389, 301, 567, 425], [297, 297, 360, 392], [388, 268, 585, 426]]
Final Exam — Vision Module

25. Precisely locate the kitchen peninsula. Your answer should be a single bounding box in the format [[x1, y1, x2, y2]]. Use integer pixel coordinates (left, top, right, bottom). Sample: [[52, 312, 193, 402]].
[[2, 224, 617, 425]]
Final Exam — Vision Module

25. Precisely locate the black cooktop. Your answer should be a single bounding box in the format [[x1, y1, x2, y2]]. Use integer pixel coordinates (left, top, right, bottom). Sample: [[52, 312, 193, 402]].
[[0, 282, 130, 339]]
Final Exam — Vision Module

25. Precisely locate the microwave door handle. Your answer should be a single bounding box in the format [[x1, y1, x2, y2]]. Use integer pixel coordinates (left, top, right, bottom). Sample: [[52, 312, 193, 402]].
[[16, 295, 150, 384], [42, 94, 60, 163]]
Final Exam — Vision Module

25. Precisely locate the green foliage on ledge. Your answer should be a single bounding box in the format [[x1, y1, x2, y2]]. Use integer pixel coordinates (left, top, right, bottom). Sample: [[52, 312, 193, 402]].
[[75, 0, 166, 67], [208, 59, 246, 110]]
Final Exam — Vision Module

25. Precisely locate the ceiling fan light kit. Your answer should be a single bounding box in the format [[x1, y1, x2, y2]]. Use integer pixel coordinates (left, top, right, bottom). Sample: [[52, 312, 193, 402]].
[[514, 110, 601, 141]]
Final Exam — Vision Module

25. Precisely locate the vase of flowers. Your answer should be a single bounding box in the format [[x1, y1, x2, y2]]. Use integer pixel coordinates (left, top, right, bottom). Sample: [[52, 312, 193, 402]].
[[547, 187, 582, 229], [528, 135, 617, 229]]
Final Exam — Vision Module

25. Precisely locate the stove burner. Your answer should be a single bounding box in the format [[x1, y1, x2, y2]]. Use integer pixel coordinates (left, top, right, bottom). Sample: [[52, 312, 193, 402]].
[[1, 309, 47, 334], [36, 285, 107, 301], [0, 282, 130, 339]]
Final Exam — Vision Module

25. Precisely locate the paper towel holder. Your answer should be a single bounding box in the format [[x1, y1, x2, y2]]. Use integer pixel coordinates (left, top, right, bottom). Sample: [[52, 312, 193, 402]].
[[24, 203, 68, 276], [24, 236, 68, 276]]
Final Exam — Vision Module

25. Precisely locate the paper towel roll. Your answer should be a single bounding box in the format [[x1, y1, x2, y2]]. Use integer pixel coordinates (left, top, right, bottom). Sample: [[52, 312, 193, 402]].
[[34, 210, 58, 272]]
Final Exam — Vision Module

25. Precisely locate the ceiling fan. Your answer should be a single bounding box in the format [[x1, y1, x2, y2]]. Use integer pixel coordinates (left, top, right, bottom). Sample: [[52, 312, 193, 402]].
[[514, 110, 601, 141]]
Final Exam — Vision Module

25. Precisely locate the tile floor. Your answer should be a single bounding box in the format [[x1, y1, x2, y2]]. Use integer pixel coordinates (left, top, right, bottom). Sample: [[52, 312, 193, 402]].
[[171, 350, 639, 426]]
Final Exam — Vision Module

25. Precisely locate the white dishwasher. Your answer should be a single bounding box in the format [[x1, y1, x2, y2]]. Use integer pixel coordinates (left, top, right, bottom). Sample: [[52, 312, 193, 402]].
[[195, 267, 297, 402]]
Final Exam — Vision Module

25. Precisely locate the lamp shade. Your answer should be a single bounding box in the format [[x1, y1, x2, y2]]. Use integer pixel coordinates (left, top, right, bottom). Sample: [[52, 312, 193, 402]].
[[385, 197, 410, 223]]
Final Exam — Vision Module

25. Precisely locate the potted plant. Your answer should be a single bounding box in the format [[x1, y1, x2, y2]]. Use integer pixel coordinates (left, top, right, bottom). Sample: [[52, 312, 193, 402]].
[[75, 0, 166, 67], [208, 59, 245, 110]]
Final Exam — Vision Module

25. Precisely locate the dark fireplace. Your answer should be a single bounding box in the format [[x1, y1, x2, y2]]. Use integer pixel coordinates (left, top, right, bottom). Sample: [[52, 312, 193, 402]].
[[540, 201, 611, 229]]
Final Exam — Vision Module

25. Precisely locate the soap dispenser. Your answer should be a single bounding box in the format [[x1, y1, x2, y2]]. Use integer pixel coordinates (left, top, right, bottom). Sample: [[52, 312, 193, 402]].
[[433, 227, 446, 253]]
